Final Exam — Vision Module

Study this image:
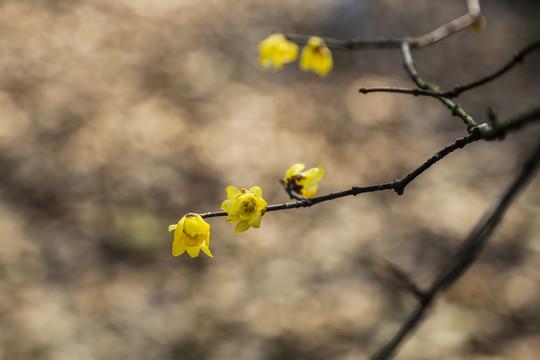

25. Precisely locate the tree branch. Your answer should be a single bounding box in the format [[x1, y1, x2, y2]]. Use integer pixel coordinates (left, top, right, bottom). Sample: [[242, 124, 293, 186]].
[[196, 103, 537, 224], [441, 39, 540, 98], [364, 257, 427, 302], [401, 41, 478, 130], [479, 102, 540, 140], [371, 133, 540, 360], [359, 39, 540, 99], [198, 133, 480, 219], [284, 0, 482, 50]]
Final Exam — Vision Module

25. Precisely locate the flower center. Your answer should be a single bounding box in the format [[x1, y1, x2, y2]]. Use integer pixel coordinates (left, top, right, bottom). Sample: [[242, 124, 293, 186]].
[[183, 228, 206, 247], [240, 196, 257, 215]]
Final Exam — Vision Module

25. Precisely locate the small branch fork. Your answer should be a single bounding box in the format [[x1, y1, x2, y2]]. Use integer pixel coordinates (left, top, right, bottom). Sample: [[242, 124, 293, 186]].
[[397, 40, 540, 138], [285, 0, 483, 50], [400, 41, 479, 130], [359, 39, 540, 99]]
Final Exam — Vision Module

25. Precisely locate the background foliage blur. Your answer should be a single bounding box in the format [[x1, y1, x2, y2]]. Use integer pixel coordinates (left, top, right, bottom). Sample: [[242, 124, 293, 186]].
[[0, 0, 539, 359]]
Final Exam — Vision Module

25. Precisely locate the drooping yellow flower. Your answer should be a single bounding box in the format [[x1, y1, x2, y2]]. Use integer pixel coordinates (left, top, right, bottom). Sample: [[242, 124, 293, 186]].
[[221, 186, 268, 233], [282, 163, 325, 198], [258, 33, 299, 70], [299, 37, 333, 77], [168, 213, 212, 258]]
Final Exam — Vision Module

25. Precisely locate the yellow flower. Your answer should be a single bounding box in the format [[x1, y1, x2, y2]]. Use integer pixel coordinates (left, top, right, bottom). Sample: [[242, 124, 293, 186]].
[[282, 163, 325, 198], [221, 186, 268, 233], [168, 213, 212, 258], [299, 37, 333, 77], [258, 33, 299, 70]]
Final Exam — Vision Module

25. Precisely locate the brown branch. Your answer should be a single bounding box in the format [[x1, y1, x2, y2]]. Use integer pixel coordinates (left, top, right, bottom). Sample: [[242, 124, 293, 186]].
[[285, 0, 482, 50], [479, 102, 540, 140], [198, 133, 480, 219], [442, 39, 540, 98], [197, 103, 537, 221], [400, 41, 478, 130], [359, 39, 540, 98], [359, 87, 439, 97], [371, 134, 540, 360], [364, 257, 427, 302]]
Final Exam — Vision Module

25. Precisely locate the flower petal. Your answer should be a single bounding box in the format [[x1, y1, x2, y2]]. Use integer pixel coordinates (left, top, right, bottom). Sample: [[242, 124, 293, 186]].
[[172, 239, 186, 257], [168, 224, 177, 233], [257, 197, 268, 211], [258, 33, 298, 70], [226, 186, 242, 200], [300, 37, 333, 77], [226, 213, 241, 223], [284, 163, 305, 181], [248, 212, 263, 228], [302, 166, 325, 184], [235, 221, 251, 233], [183, 216, 200, 237], [248, 186, 263, 198], [186, 246, 201, 258], [301, 184, 318, 198], [200, 245, 213, 258], [221, 199, 233, 212]]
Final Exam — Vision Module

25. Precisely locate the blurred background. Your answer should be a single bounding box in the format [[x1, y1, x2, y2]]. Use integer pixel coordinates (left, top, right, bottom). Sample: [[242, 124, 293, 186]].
[[0, 0, 539, 359]]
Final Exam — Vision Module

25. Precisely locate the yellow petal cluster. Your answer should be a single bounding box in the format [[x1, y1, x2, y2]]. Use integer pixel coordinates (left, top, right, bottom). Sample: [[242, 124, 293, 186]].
[[283, 163, 325, 198], [169, 213, 212, 258], [221, 186, 267, 233], [299, 37, 333, 77], [258, 33, 299, 70]]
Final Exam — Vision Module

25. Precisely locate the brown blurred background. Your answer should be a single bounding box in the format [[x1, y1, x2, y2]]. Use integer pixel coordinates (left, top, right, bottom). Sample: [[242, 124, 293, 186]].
[[0, 0, 539, 359]]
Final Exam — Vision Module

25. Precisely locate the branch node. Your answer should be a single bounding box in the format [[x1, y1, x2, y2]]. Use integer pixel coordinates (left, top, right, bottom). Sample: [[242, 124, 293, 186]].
[[393, 180, 405, 195], [451, 104, 461, 117], [300, 197, 313, 207]]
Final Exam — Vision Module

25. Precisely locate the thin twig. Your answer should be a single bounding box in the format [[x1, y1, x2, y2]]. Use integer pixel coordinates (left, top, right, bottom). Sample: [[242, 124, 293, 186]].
[[359, 40, 540, 98], [195, 105, 538, 221], [198, 133, 480, 219], [364, 257, 427, 302], [371, 134, 540, 360], [392, 133, 480, 194], [285, 0, 482, 50], [401, 41, 478, 130], [467, 0, 481, 17], [359, 87, 439, 97], [480, 102, 540, 140], [442, 39, 540, 97]]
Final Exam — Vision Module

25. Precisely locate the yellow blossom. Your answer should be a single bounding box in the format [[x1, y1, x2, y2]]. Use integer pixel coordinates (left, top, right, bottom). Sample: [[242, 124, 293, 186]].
[[221, 186, 268, 233], [168, 213, 212, 258], [282, 163, 325, 198], [258, 33, 299, 70], [299, 37, 333, 77]]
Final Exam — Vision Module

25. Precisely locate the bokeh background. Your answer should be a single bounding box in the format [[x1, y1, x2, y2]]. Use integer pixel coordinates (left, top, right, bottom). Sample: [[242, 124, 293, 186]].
[[0, 0, 539, 359]]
